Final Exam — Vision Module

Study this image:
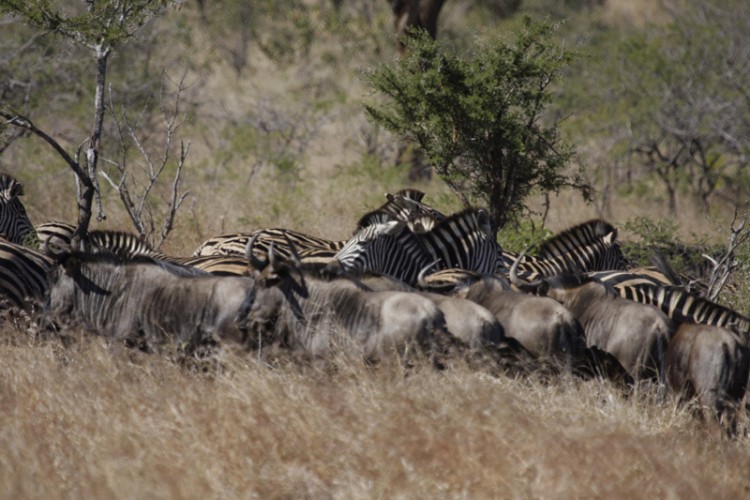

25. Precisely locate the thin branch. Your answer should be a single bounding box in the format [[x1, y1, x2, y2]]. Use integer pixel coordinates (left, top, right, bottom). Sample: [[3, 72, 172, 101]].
[[705, 209, 750, 301]]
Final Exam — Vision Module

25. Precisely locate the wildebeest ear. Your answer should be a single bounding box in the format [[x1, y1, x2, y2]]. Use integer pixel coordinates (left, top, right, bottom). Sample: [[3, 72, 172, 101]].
[[476, 209, 491, 233], [61, 254, 80, 276], [383, 220, 406, 236]]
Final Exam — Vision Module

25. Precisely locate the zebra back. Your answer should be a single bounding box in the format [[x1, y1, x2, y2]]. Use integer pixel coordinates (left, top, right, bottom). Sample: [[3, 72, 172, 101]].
[[36, 221, 76, 251], [588, 267, 677, 289], [615, 282, 750, 336], [0, 173, 35, 246], [192, 233, 250, 257], [36, 224, 155, 260], [416, 267, 485, 293], [174, 255, 252, 276], [416, 208, 502, 274]]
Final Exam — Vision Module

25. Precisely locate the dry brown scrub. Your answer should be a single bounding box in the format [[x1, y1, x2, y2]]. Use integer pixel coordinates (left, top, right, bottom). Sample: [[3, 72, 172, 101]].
[[2, 319, 749, 499]]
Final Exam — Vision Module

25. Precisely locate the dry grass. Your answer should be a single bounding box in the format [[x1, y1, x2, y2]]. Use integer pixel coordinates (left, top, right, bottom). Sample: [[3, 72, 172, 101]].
[[2, 319, 750, 499]]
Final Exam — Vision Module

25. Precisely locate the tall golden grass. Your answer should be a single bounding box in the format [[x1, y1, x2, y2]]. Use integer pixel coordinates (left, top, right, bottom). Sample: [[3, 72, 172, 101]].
[[2, 319, 750, 498]]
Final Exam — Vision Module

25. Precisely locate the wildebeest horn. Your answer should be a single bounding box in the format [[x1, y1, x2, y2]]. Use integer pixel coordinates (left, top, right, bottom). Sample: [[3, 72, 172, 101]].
[[245, 232, 269, 270], [416, 259, 441, 289], [268, 241, 283, 272], [510, 247, 548, 295], [283, 233, 302, 267]]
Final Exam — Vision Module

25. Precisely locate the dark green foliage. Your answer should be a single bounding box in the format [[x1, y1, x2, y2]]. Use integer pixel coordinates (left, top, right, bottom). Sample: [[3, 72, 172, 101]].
[[364, 18, 590, 233]]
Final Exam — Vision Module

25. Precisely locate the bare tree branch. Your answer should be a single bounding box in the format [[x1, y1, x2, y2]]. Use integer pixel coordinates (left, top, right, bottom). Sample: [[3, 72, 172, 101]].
[[101, 69, 191, 249], [705, 209, 750, 301]]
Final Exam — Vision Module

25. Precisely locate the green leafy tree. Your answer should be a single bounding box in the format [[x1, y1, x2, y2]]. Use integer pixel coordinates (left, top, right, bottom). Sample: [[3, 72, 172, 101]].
[[364, 18, 589, 233], [0, 0, 173, 245]]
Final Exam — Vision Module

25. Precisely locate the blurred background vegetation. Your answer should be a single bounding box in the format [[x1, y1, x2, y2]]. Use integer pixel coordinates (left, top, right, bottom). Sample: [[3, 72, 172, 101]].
[[2, 0, 749, 309]]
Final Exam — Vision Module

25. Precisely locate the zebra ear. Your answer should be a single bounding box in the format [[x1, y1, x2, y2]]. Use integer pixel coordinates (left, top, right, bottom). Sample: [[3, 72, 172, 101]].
[[9, 180, 24, 198]]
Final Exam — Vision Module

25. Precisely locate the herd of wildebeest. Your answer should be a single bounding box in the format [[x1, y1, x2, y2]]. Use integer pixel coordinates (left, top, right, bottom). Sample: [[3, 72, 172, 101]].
[[1, 172, 750, 435]]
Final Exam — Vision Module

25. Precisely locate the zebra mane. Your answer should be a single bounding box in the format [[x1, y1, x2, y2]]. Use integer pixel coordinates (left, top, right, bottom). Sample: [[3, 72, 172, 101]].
[[430, 208, 491, 235], [85, 230, 155, 256], [355, 210, 393, 231], [538, 219, 618, 258], [394, 188, 426, 202]]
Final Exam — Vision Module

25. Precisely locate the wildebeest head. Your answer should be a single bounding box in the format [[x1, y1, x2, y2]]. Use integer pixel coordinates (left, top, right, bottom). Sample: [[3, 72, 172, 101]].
[[46, 250, 119, 317], [244, 233, 312, 342]]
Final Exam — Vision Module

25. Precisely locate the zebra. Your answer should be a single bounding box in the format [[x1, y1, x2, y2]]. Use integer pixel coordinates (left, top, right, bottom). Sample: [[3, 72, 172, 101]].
[[355, 189, 629, 279], [325, 208, 504, 285], [355, 189, 446, 233], [193, 227, 346, 266], [193, 189, 441, 259], [164, 255, 252, 276], [499, 219, 629, 280], [35, 221, 77, 251], [0, 173, 35, 246]]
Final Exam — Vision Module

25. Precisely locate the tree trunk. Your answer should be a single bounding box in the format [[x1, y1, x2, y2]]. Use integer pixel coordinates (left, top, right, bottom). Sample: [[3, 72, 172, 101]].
[[389, 0, 447, 54], [388, 0, 447, 179]]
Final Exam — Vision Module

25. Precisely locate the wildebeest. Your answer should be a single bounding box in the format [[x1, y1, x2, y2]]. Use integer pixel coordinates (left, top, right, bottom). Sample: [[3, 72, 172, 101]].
[[665, 323, 750, 433], [517, 269, 673, 383], [354, 273, 505, 349], [419, 268, 598, 373], [245, 238, 455, 363], [243, 234, 534, 371], [46, 251, 256, 353]]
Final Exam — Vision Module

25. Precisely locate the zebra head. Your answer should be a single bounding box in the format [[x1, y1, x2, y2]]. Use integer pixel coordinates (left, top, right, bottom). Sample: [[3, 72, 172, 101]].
[[0, 173, 34, 245], [324, 220, 418, 279]]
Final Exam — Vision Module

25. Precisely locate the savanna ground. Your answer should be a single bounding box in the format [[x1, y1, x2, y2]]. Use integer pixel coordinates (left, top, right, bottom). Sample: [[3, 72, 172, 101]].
[[2, 0, 750, 497]]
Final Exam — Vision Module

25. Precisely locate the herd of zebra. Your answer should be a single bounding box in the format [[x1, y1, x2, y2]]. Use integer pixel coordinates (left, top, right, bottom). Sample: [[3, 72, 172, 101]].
[[2, 172, 750, 433]]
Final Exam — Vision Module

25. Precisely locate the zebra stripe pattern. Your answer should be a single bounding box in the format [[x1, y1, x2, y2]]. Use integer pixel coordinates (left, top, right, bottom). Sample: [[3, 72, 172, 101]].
[[0, 238, 52, 309], [501, 220, 628, 279], [615, 282, 750, 335], [0, 173, 35, 246], [417, 209, 501, 274], [36, 223, 156, 260], [35, 221, 76, 251], [194, 227, 345, 264], [331, 209, 503, 285], [330, 220, 430, 282]]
